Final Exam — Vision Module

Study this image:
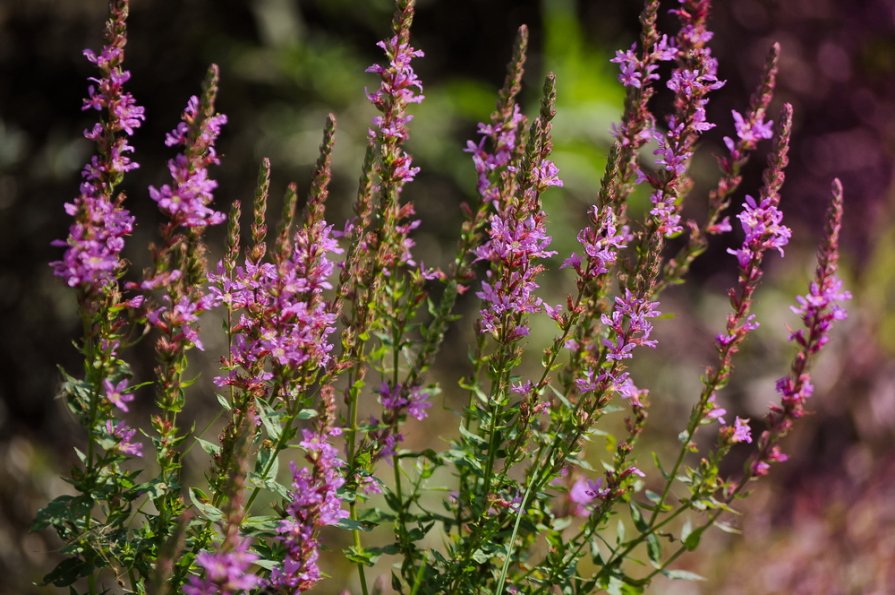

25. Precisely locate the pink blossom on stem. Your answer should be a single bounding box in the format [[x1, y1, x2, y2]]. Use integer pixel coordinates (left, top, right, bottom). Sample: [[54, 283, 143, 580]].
[[149, 89, 228, 229], [213, 220, 341, 396], [102, 378, 134, 412], [563, 207, 630, 279], [51, 0, 143, 290], [569, 477, 609, 517], [269, 427, 348, 591], [749, 179, 850, 479], [466, 104, 525, 206], [475, 210, 556, 337], [104, 419, 142, 457], [366, 22, 424, 188], [184, 537, 261, 595], [600, 290, 660, 361]]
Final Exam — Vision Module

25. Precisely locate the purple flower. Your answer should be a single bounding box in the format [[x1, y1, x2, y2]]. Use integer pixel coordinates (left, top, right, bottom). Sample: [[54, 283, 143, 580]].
[[149, 93, 228, 229], [569, 477, 609, 517], [715, 313, 759, 348], [466, 104, 525, 206], [789, 276, 851, 353], [731, 109, 773, 145], [378, 382, 432, 422], [184, 538, 261, 595], [726, 195, 791, 268], [705, 394, 727, 424], [600, 290, 660, 361], [611, 44, 642, 88], [610, 35, 677, 89], [475, 211, 556, 338], [102, 378, 134, 412], [104, 419, 142, 457], [213, 221, 341, 396], [51, 0, 143, 290], [564, 207, 630, 278], [649, 188, 684, 237], [146, 292, 213, 351], [728, 416, 753, 444], [616, 375, 648, 408], [366, 27, 424, 188], [371, 383, 431, 460], [269, 427, 347, 592]]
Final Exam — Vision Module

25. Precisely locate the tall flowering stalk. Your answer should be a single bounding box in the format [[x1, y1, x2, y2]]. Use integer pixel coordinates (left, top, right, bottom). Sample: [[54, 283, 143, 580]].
[[747, 179, 851, 480], [38, 0, 854, 593], [184, 412, 261, 595], [39, 0, 146, 588], [142, 64, 228, 550]]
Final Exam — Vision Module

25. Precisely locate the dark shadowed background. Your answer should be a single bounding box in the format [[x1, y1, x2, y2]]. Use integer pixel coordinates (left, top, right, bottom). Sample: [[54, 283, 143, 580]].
[[1, 0, 893, 592]]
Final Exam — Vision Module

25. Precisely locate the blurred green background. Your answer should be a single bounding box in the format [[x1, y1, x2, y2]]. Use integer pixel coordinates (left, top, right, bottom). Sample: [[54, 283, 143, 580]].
[[1, 0, 893, 592]]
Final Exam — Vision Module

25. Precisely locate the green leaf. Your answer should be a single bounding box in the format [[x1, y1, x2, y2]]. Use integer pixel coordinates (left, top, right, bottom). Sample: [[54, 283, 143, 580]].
[[40, 557, 89, 587], [247, 474, 290, 500], [458, 424, 487, 446], [683, 522, 707, 551], [297, 408, 318, 420], [680, 518, 693, 543], [629, 502, 648, 532], [651, 452, 669, 480], [661, 569, 706, 581], [256, 398, 282, 441], [216, 393, 232, 411], [253, 558, 278, 571], [242, 516, 280, 532], [646, 533, 661, 566], [195, 437, 221, 457], [471, 549, 492, 564], [344, 545, 379, 566], [336, 518, 372, 532], [31, 495, 91, 532], [255, 447, 279, 480], [713, 521, 742, 534], [189, 488, 223, 522]]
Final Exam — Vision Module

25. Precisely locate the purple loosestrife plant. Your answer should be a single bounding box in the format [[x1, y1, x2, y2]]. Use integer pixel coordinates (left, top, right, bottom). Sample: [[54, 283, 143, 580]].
[[38, 0, 853, 593]]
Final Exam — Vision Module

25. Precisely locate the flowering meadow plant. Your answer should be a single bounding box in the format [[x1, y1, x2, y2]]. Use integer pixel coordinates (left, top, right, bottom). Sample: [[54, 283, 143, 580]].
[[36, 0, 851, 592]]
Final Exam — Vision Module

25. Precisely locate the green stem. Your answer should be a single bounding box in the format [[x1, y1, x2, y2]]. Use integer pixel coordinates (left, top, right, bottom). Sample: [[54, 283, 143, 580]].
[[344, 370, 369, 595], [494, 450, 544, 594]]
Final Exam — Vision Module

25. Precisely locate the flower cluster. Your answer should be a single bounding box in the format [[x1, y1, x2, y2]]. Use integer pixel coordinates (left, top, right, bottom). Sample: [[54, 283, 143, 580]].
[[563, 207, 631, 279], [601, 290, 661, 361], [213, 220, 341, 395], [269, 427, 348, 591], [366, 22, 425, 187], [726, 194, 792, 268], [150, 93, 228, 228], [184, 538, 261, 595], [465, 104, 525, 206], [647, 0, 724, 237], [50, 0, 143, 289], [371, 382, 432, 458], [576, 291, 660, 404], [104, 418, 143, 457], [610, 34, 676, 89], [750, 181, 851, 477], [475, 211, 556, 337], [569, 477, 610, 517], [39, 1, 855, 593]]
